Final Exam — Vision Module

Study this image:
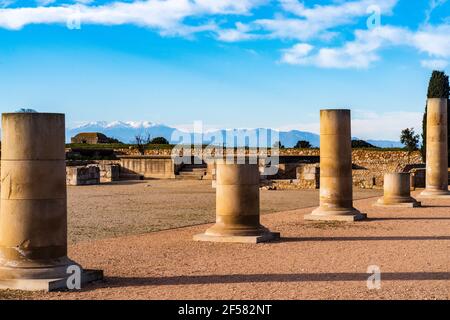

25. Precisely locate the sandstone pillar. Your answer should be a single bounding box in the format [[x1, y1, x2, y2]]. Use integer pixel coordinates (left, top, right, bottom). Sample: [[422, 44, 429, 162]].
[[194, 160, 279, 243], [0, 112, 102, 291], [420, 98, 450, 198], [375, 173, 420, 207], [305, 109, 366, 221]]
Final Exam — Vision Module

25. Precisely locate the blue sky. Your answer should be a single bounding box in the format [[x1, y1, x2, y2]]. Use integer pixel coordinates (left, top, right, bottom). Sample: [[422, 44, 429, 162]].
[[1, 0, 450, 140]]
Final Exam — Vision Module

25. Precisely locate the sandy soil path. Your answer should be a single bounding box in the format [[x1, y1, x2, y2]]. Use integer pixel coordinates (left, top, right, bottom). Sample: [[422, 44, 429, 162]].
[[22, 191, 450, 300]]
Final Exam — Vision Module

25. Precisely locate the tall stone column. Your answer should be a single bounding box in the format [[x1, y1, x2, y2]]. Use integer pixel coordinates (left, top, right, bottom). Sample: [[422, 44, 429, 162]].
[[375, 173, 421, 207], [305, 109, 366, 221], [0, 112, 102, 291], [194, 159, 279, 243], [420, 98, 450, 197]]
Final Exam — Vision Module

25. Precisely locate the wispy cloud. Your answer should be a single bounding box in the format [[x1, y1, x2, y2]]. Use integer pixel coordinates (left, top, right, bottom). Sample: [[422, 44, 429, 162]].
[[0, 0, 14, 8], [217, 0, 398, 42], [1, 0, 450, 70], [36, 0, 57, 6], [281, 26, 408, 68], [420, 59, 449, 69], [424, 0, 448, 24], [0, 0, 264, 34], [281, 23, 450, 69]]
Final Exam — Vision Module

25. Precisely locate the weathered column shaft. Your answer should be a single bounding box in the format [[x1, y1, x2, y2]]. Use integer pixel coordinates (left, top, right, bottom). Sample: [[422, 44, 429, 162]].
[[0, 113, 68, 266], [421, 98, 449, 196], [376, 173, 420, 207], [305, 109, 365, 221], [0, 112, 103, 291], [319, 109, 353, 210], [211, 162, 261, 235], [194, 160, 279, 243]]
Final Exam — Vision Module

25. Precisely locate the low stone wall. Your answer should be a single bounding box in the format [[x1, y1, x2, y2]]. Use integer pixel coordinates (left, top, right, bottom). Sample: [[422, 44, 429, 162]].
[[261, 150, 424, 190], [117, 155, 180, 179], [98, 163, 120, 182], [296, 164, 320, 189], [66, 165, 100, 186], [410, 168, 426, 189], [351, 150, 423, 189], [63, 148, 427, 188]]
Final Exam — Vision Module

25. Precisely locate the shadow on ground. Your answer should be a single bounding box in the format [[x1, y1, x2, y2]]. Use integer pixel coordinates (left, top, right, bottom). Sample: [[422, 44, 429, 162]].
[[279, 236, 450, 242], [93, 272, 450, 288]]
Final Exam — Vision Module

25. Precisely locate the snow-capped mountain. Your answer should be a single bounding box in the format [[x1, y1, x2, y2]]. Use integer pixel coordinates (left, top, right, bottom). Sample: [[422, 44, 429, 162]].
[[67, 121, 176, 144], [66, 121, 403, 148]]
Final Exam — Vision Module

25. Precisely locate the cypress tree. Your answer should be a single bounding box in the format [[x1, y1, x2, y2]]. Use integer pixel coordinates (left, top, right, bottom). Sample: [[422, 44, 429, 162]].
[[421, 71, 450, 162]]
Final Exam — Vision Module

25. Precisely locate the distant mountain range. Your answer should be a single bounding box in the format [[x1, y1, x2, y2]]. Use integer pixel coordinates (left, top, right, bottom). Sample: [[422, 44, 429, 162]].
[[66, 121, 404, 148]]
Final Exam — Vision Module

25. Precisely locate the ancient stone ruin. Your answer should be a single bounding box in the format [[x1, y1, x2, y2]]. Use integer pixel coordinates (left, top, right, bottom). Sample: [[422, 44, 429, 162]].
[[375, 173, 421, 208], [0, 112, 103, 291], [420, 98, 450, 198], [304, 109, 366, 222], [194, 159, 280, 243]]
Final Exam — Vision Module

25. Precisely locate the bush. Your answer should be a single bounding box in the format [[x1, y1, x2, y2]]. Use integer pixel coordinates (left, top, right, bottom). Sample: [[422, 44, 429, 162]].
[[294, 140, 312, 148], [149, 137, 170, 145]]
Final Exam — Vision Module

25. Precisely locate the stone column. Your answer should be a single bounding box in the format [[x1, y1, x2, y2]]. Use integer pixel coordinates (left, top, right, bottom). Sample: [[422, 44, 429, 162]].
[[376, 173, 420, 207], [420, 98, 450, 197], [194, 160, 279, 243], [305, 109, 366, 221], [0, 112, 102, 291]]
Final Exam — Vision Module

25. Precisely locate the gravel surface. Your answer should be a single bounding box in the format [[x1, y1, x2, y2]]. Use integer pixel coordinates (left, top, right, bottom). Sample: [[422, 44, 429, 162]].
[[5, 189, 448, 300], [66, 180, 381, 243]]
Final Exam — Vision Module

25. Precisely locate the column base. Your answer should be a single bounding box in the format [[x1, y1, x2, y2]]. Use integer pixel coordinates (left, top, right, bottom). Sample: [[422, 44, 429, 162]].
[[374, 198, 421, 208], [193, 231, 280, 244], [418, 189, 450, 199], [304, 207, 366, 222], [0, 269, 103, 292]]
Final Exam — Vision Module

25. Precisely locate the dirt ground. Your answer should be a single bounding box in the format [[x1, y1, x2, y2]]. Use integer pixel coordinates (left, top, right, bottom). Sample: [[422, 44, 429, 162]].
[[66, 180, 382, 243], [1, 184, 448, 300]]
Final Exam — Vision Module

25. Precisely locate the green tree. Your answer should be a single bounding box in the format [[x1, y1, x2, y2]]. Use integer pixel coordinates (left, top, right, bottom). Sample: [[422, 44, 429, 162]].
[[400, 128, 420, 152], [422, 70, 450, 162], [351, 139, 377, 148], [294, 140, 312, 148], [150, 137, 170, 144]]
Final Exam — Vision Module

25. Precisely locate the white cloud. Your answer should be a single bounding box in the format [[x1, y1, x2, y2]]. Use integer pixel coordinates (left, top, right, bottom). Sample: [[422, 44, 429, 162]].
[[214, 0, 399, 43], [254, 17, 334, 41], [280, 0, 397, 22], [413, 24, 450, 58], [1, 0, 449, 70], [351, 110, 423, 140], [420, 59, 449, 69], [280, 43, 314, 64], [36, 0, 56, 6], [0, 0, 14, 8], [281, 23, 450, 69], [281, 26, 409, 68], [424, 0, 448, 24], [0, 0, 263, 33], [216, 22, 258, 41]]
